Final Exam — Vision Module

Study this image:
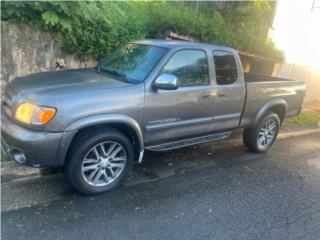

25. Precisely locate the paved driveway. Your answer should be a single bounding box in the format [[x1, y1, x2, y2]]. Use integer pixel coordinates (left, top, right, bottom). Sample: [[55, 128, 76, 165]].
[[2, 131, 320, 240]]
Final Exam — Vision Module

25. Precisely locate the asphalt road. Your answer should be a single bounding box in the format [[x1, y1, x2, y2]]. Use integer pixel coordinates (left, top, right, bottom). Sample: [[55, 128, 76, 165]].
[[2, 131, 320, 240]]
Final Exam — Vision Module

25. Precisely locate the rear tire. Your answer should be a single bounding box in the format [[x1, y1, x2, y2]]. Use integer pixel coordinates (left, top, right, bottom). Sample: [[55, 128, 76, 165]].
[[65, 127, 134, 195], [243, 112, 280, 153]]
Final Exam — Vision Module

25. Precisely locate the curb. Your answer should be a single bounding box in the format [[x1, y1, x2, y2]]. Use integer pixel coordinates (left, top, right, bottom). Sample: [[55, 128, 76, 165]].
[[1, 161, 61, 183], [1, 127, 319, 183], [278, 128, 320, 139]]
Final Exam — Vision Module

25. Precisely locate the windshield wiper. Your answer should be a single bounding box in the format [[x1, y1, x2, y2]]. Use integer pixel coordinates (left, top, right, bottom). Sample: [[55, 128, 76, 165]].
[[101, 69, 133, 83], [107, 70, 127, 79]]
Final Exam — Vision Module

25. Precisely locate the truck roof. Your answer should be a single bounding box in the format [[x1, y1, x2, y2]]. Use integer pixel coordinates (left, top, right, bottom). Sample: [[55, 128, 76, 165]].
[[133, 39, 237, 53]]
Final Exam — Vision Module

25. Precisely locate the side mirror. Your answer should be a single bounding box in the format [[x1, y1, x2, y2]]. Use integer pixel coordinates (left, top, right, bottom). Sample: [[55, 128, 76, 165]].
[[153, 73, 179, 90]]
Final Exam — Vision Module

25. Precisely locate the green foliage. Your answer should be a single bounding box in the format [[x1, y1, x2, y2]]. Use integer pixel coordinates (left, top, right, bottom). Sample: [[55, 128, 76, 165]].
[[1, 1, 146, 58], [141, 2, 234, 45], [287, 112, 320, 125], [42, 10, 59, 26], [1, 1, 284, 62]]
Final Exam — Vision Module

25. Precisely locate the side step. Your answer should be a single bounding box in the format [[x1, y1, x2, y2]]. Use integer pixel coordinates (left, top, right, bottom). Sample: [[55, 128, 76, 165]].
[[145, 131, 232, 151]]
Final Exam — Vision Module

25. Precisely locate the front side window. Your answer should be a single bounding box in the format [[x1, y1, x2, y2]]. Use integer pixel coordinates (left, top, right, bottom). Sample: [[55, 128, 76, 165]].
[[213, 51, 238, 85], [161, 50, 209, 86], [100, 43, 167, 82]]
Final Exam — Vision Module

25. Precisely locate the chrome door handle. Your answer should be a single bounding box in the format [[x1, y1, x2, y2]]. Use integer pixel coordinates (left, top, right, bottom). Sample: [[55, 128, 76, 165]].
[[218, 91, 227, 97], [201, 94, 212, 99]]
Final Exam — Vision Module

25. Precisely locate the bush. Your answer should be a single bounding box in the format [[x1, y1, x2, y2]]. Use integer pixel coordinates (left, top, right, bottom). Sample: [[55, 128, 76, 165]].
[[1, 1, 284, 62], [1, 1, 146, 58]]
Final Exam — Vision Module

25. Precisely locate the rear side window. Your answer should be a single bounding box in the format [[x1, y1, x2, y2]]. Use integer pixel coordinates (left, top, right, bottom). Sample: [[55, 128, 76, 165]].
[[213, 51, 238, 85], [161, 50, 209, 86]]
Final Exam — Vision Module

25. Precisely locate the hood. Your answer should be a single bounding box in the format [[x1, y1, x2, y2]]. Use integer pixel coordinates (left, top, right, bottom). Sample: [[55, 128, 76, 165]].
[[7, 68, 131, 97]]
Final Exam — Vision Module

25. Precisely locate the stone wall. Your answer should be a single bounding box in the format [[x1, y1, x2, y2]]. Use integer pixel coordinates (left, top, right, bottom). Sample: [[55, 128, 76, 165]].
[[1, 21, 97, 88]]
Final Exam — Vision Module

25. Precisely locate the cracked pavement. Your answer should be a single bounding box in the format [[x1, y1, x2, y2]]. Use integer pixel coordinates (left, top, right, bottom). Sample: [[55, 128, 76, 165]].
[[1, 131, 320, 240]]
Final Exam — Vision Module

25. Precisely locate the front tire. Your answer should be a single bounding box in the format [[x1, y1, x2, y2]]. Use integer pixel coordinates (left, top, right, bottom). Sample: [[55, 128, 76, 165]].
[[243, 112, 280, 153], [65, 127, 134, 194]]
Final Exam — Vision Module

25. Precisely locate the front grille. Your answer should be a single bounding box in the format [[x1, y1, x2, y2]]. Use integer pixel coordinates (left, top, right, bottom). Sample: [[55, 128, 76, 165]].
[[2, 88, 14, 118]]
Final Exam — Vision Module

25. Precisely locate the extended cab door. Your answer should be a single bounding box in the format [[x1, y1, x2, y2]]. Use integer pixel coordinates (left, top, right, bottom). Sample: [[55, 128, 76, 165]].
[[211, 50, 246, 131], [144, 49, 215, 146]]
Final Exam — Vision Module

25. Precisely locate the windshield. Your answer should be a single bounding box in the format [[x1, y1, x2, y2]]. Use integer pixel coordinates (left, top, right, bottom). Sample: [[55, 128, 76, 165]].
[[99, 43, 168, 82]]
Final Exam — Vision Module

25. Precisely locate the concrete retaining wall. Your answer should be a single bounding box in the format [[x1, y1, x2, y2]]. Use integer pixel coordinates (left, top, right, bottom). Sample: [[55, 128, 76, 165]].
[[1, 21, 97, 88]]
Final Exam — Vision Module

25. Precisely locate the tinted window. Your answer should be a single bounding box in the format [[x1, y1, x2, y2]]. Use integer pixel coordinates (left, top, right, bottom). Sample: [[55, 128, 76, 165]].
[[161, 50, 209, 86], [100, 43, 167, 82], [213, 51, 238, 85]]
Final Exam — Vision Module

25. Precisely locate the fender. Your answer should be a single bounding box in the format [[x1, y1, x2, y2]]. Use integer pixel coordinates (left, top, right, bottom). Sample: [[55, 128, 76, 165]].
[[251, 98, 287, 127], [55, 114, 144, 166], [64, 113, 144, 151]]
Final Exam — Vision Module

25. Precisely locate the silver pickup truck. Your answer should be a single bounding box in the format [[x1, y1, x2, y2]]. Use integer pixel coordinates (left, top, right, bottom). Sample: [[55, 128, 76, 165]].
[[1, 40, 305, 194]]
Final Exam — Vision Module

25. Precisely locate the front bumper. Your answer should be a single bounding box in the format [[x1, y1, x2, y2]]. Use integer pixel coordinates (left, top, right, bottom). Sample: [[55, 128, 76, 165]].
[[1, 110, 64, 167]]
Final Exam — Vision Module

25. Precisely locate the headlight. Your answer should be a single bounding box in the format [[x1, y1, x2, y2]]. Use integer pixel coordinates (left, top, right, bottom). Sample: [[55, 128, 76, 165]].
[[15, 102, 56, 125]]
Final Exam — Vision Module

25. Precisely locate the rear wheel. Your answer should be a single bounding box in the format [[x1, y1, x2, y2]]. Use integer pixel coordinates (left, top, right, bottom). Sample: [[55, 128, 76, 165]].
[[243, 112, 280, 153], [65, 127, 134, 194]]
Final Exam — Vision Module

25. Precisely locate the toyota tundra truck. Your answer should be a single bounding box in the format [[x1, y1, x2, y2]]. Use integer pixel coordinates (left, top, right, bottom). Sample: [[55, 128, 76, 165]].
[[1, 40, 306, 194]]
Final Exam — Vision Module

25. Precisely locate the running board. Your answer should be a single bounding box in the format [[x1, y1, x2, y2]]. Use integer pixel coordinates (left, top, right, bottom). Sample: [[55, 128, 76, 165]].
[[145, 131, 232, 151]]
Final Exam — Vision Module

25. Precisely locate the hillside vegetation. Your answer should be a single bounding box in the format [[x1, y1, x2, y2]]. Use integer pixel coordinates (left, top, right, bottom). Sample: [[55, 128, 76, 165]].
[[1, 1, 284, 62]]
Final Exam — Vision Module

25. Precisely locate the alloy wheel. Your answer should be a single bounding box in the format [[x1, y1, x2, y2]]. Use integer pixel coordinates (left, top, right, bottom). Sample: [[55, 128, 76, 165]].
[[81, 141, 127, 187], [257, 119, 277, 150]]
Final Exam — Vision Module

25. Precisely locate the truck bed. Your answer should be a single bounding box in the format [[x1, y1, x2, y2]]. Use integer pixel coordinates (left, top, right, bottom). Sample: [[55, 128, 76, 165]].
[[240, 73, 306, 127], [244, 73, 294, 83]]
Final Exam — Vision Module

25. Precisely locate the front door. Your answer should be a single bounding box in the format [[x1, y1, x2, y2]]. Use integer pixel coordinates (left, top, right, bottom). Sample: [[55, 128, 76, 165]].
[[144, 49, 215, 146]]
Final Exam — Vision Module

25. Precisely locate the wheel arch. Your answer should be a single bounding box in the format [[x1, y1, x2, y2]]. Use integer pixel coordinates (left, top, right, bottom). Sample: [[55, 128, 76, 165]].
[[252, 99, 287, 127], [56, 114, 144, 166]]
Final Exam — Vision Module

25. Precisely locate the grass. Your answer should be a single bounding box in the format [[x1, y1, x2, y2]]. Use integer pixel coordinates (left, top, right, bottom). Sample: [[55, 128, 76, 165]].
[[287, 112, 320, 125]]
